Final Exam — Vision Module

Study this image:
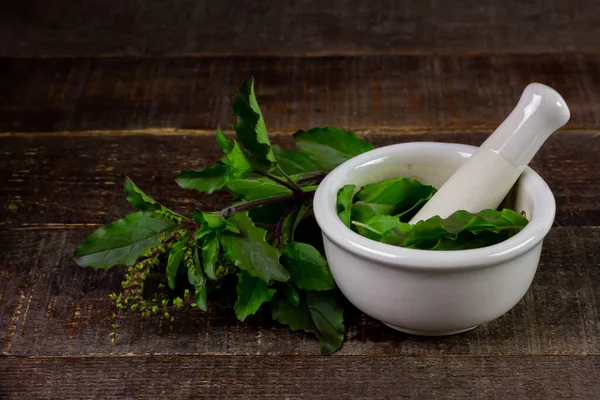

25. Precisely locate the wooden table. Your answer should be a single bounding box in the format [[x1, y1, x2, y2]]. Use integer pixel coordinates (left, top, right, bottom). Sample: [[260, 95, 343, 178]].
[[1, 1, 599, 398]]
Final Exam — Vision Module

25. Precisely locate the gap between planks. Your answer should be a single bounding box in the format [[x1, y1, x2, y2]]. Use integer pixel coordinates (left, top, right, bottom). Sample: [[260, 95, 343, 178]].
[[1, 127, 600, 138], [1, 353, 597, 360], [4, 50, 600, 59]]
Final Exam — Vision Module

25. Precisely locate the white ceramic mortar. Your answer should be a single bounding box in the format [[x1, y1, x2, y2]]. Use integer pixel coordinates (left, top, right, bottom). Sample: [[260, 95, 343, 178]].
[[313, 142, 555, 335]]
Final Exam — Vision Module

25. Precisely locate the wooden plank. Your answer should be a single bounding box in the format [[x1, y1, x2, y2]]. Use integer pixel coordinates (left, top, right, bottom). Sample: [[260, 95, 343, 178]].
[[1, 55, 600, 132], [0, 355, 599, 399], [2, 0, 600, 57], [1, 226, 599, 357], [2, 132, 599, 229]]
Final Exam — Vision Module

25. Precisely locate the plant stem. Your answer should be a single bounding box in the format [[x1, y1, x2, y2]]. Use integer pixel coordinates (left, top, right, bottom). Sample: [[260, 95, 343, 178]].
[[219, 189, 316, 217], [274, 204, 298, 247], [257, 169, 302, 193], [276, 165, 303, 192], [296, 173, 328, 185]]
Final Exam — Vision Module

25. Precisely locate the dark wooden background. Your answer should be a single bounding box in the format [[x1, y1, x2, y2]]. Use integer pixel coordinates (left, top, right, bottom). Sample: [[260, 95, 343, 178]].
[[1, 1, 599, 398]]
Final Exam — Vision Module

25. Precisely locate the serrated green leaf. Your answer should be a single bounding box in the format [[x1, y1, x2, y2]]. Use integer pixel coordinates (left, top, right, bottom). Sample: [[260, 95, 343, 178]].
[[351, 215, 410, 241], [175, 163, 229, 194], [294, 127, 374, 169], [220, 212, 289, 283], [166, 237, 187, 290], [233, 77, 277, 167], [202, 233, 220, 280], [216, 126, 233, 153], [381, 209, 528, 250], [227, 175, 292, 201], [234, 271, 276, 321], [271, 290, 344, 355], [273, 145, 322, 174], [124, 177, 179, 217], [74, 212, 177, 269], [281, 242, 335, 291], [336, 184, 356, 228], [354, 177, 436, 220]]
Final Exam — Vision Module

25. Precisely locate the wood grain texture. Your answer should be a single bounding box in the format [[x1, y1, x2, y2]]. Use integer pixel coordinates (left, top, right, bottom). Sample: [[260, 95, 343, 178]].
[[2, 0, 600, 57], [2, 132, 599, 230], [1, 225, 599, 357], [0, 355, 599, 399], [2, 54, 600, 132]]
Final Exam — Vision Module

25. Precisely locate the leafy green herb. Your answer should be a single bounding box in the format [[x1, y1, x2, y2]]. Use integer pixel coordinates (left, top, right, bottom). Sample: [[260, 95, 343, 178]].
[[381, 208, 528, 250], [175, 163, 229, 194], [166, 237, 187, 290], [281, 242, 335, 291], [295, 127, 374, 169], [227, 176, 292, 201], [74, 211, 178, 269], [124, 177, 180, 217], [339, 178, 528, 250], [220, 212, 289, 283], [233, 77, 277, 167], [215, 126, 234, 153], [187, 244, 208, 311], [271, 290, 344, 355], [235, 271, 276, 321], [352, 215, 410, 241], [336, 184, 356, 228], [353, 177, 436, 222], [74, 76, 526, 356], [273, 145, 323, 175]]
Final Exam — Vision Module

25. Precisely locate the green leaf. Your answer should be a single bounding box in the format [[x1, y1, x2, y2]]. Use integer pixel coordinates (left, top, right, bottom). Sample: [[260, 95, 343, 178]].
[[220, 212, 289, 283], [124, 177, 179, 218], [382, 209, 528, 250], [166, 237, 187, 290], [351, 202, 397, 223], [282, 283, 300, 306], [233, 77, 277, 167], [294, 127, 374, 169], [306, 291, 345, 354], [193, 210, 239, 234], [354, 177, 437, 219], [351, 215, 411, 241], [175, 163, 229, 194], [193, 210, 224, 229], [281, 242, 335, 291], [336, 184, 356, 228], [226, 140, 253, 177], [271, 290, 344, 354], [234, 271, 276, 321], [227, 175, 292, 201], [202, 233, 220, 280], [273, 146, 322, 174], [216, 126, 233, 153], [188, 245, 207, 311], [74, 212, 177, 269]]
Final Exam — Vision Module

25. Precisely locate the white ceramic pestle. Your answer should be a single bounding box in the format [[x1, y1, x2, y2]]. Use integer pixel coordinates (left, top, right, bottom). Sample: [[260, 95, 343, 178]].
[[409, 83, 570, 224]]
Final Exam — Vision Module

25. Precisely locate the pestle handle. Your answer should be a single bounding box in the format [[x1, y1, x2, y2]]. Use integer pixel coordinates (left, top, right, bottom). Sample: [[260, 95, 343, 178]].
[[409, 83, 570, 224], [480, 83, 570, 170]]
